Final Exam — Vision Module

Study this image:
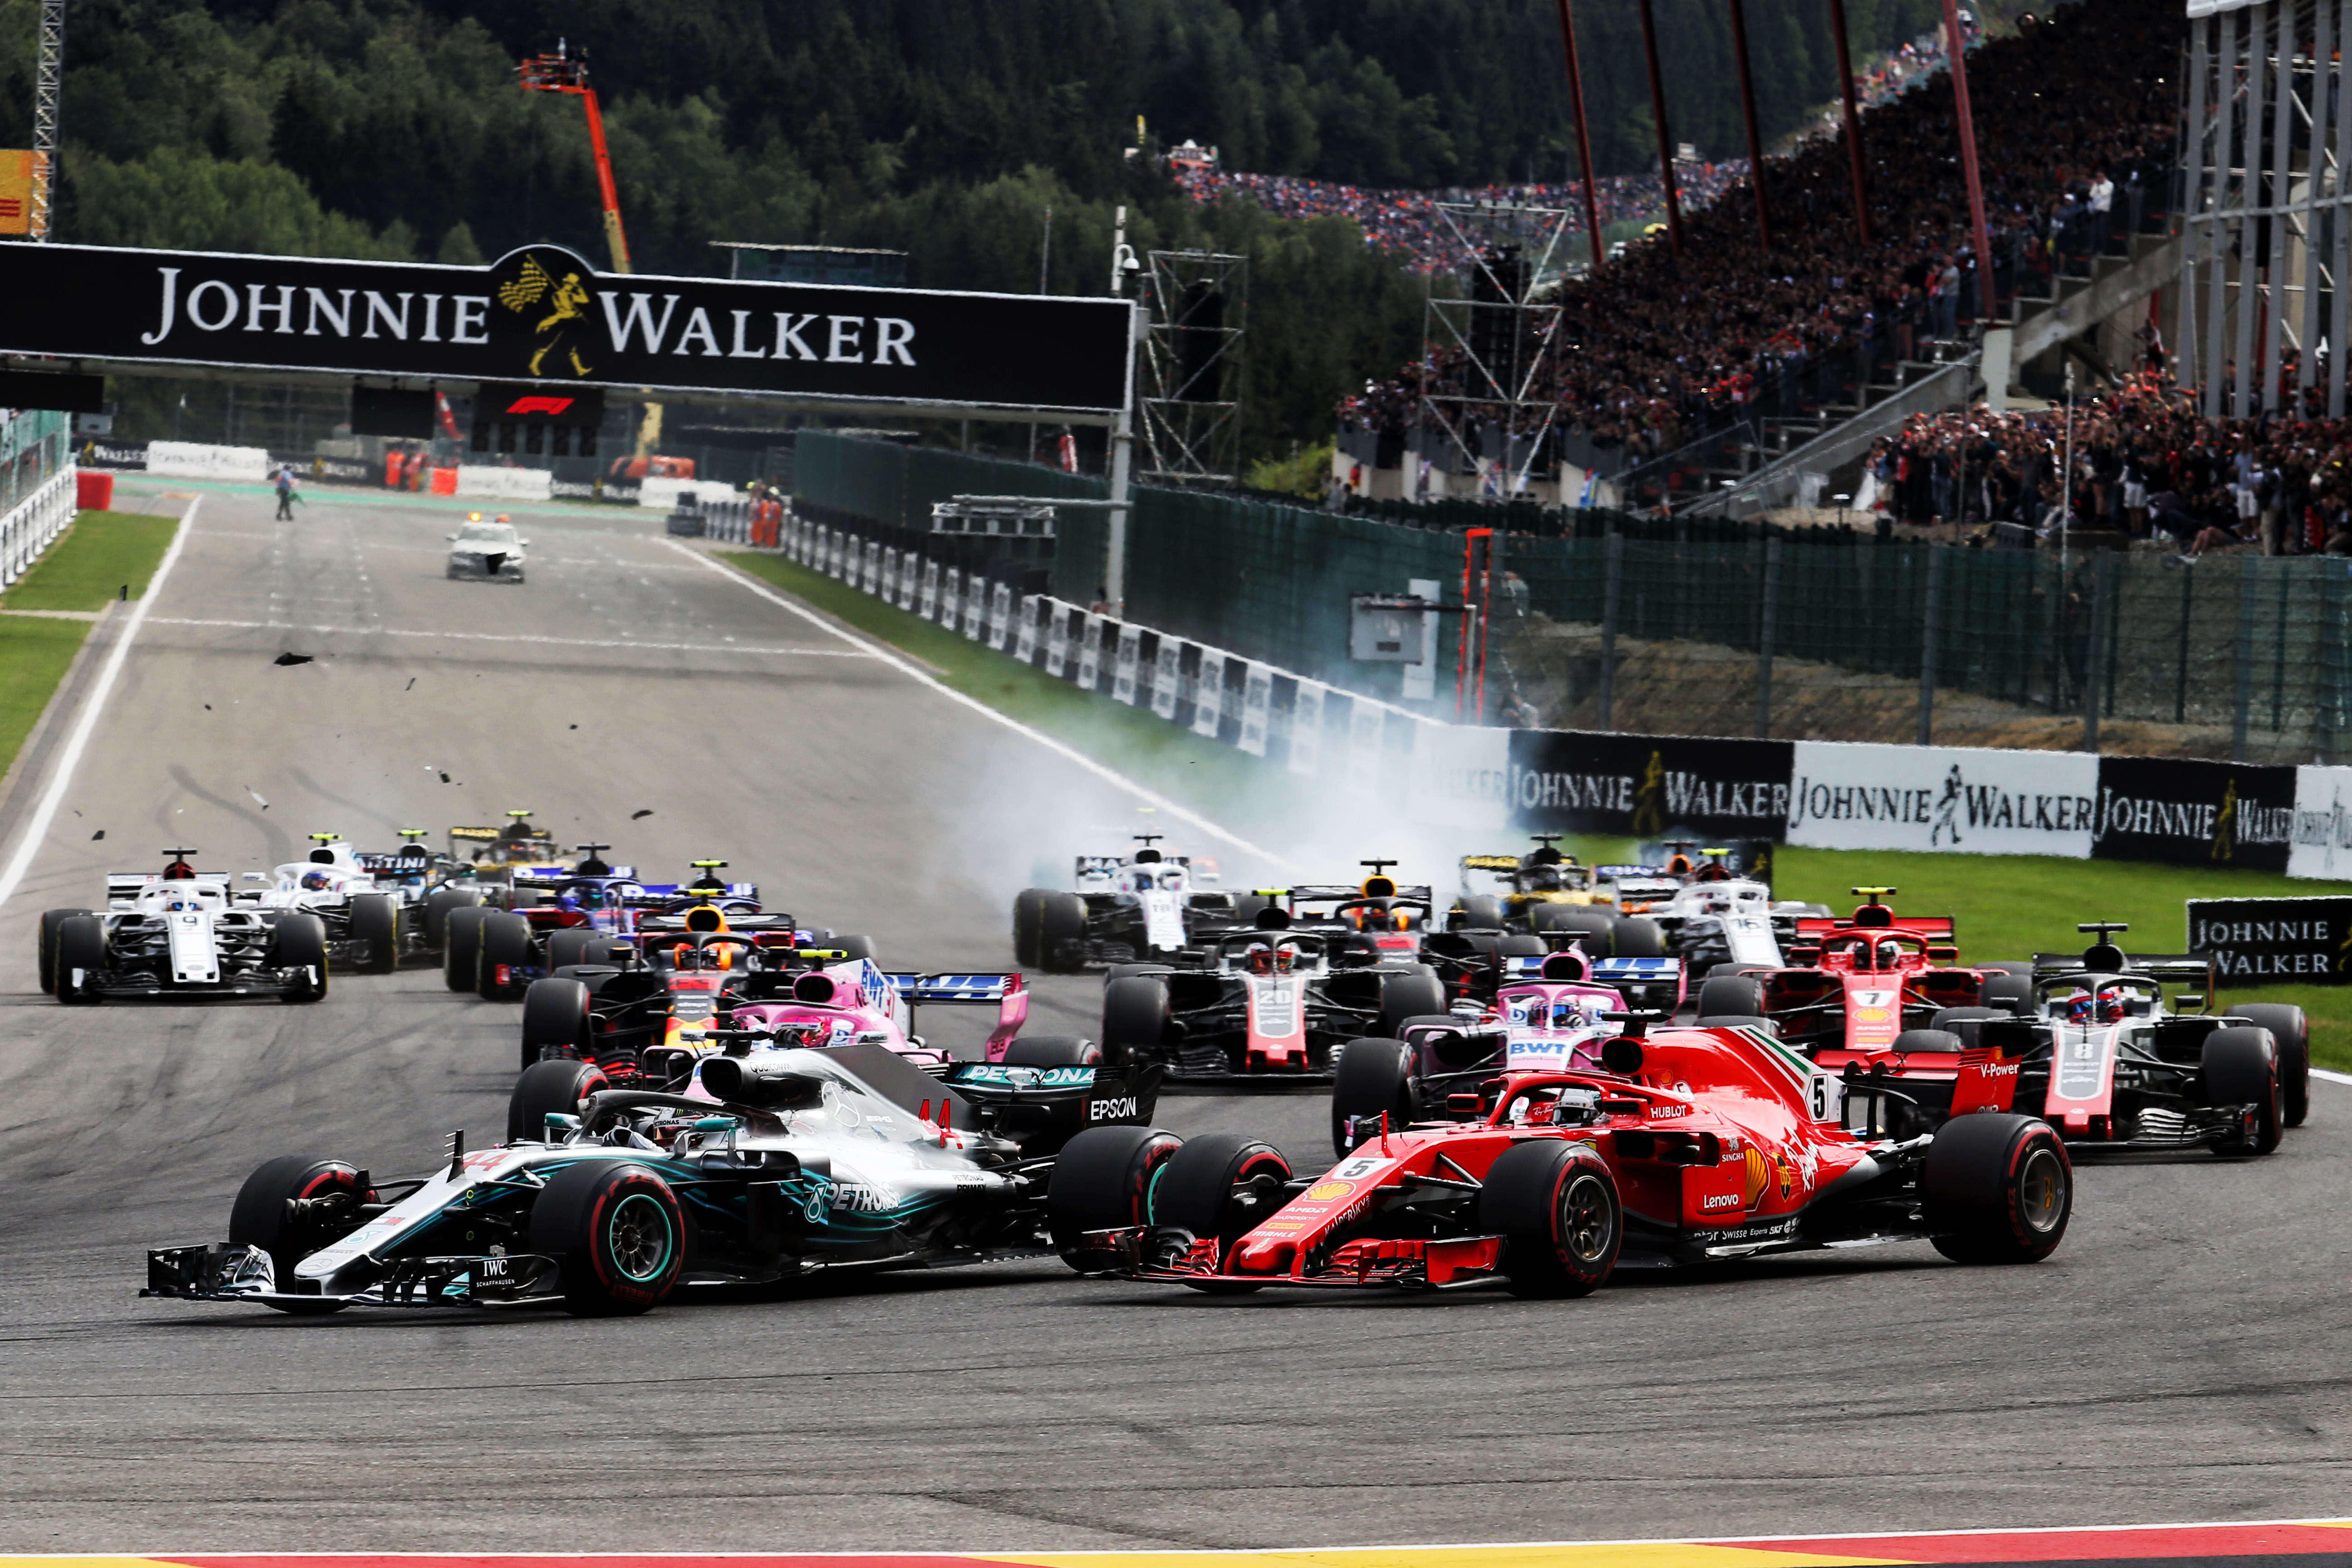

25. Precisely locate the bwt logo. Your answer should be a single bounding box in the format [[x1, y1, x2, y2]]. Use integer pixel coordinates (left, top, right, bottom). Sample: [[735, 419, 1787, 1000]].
[[504, 396, 576, 416]]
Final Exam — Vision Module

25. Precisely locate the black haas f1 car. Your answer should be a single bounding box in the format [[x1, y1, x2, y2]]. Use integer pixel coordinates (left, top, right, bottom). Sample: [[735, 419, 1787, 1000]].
[[1014, 835, 1238, 973], [39, 849, 328, 1004], [1819, 924, 2310, 1157], [1053, 1008, 2073, 1297], [1695, 889, 2008, 1054], [145, 1038, 1163, 1318], [1099, 890, 1450, 1082]]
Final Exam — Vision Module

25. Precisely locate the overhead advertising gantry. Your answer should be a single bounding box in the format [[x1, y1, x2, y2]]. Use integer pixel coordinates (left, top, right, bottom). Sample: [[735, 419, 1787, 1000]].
[[0, 239, 1147, 600]]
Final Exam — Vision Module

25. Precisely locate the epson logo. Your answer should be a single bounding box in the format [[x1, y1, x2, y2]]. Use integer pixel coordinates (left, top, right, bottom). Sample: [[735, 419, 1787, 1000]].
[[1088, 1096, 1140, 1122]]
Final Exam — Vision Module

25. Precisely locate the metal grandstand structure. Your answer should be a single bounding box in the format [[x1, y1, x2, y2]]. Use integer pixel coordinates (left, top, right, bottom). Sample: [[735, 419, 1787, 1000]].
[[30, 0, 60, 240], [2179, 0, 2352, 416], [1139, 249, 1246, 486], [1416, 200, 1577, 495]]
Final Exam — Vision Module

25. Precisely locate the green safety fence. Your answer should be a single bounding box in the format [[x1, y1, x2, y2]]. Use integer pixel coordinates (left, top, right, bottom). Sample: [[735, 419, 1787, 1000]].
[[789, 432, 2352, 759]]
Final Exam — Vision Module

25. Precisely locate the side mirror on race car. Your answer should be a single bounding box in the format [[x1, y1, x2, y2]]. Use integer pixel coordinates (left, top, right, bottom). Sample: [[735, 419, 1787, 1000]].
[[1599, 1036, 1645, 1076], [791, 972, 838, 1004]]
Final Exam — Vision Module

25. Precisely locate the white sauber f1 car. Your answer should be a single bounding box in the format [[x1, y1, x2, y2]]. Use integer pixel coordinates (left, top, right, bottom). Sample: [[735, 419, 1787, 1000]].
[[143, 1038, 1165, 1318], [1598, 847, 1830, 970], [446, 513, 528, 582], [38, 849, 327, 1004]]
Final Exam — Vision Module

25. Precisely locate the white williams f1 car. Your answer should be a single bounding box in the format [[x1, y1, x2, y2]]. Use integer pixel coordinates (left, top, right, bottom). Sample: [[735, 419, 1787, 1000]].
[[39, 849, 327, 1004], [240, 834, 402, 974]]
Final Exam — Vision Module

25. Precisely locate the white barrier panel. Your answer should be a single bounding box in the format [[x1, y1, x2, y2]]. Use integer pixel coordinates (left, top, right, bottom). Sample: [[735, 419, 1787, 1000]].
[[639, 477, 740, 510], [146, 441, 270, 480], [1411, 721, 1511, 832], [2290, 766, 2352, 880], [0, 465, 78, 587], [455, 465, 554, 501], [1785, 740, 2097, 857]]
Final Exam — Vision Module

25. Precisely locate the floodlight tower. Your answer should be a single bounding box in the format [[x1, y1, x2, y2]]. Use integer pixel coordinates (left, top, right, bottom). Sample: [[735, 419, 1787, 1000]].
[[517, 39, 632, 274], [30, 0, 61, 240]]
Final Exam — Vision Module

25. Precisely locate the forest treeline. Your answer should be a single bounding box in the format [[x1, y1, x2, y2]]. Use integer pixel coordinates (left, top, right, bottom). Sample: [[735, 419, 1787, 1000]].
[[0, 0, 1949, 459]]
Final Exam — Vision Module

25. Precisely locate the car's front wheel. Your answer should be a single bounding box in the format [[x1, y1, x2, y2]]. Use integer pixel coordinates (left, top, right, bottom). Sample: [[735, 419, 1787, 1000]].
[[1922, 1112, 2073, 1262], [529, 1161, 685, 1317]]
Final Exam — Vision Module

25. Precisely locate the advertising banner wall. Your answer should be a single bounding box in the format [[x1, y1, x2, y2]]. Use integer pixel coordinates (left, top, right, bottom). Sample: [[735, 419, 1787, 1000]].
[[2184, 896, 2352, 982], [1785, 742, 2098, 857], [1505, 731, 1793, 839], [2288, 766, 2352, 880], [2089, 756, 2296, 872]]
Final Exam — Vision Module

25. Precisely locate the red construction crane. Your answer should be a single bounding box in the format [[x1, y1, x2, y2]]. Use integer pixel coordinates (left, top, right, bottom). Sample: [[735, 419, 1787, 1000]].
[[517, 40, 632, 275]]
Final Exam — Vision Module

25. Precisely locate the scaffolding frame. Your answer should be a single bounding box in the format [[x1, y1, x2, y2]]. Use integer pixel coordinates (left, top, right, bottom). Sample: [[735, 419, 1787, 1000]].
[[2179, 0, 2352, 417], [30, 0, 60, 240], [1140, 249, 1245, 486], [1416, 201, 1577, 498]]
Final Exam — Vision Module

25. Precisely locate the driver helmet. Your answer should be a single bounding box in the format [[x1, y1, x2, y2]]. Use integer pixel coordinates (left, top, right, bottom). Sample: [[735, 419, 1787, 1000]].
[[1245, 941, 1275, 975], [300, 869, 334, 891], [1525, 866, 1562, 892], [1548, 998, 1588, 1029], [1695, 862, 1729, 882], [1666, 853, 1694, 876], [162, 861, 195, 881], [2064, 992, 2119, 1024]]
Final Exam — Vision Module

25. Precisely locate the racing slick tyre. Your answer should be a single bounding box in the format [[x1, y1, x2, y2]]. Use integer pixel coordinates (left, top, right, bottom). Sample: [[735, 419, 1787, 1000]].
[[1612, 917, 1669, 958], [1495, 934, 1548, 959], [1101, 975, 1171, 1065], [520, 977, 595, 1072], [1706, 962, 1777, 980], [507, 1057, 612, 1142], [1696, 1015, 1773, 1033], [1330, 1038, 1415, 1156], [443, 904, 488, 992], [1892, 1029, 1965, 1054], [1375, 969, 1448, 1039], [1922, 1113, 2073, 1263], [2230, 1004, 2311, 1128], [1150, 1132, 1293, 1290], [544, 928, 603, 973], [1978, 972, 2034, 1015], [270, 914, 329, 1003], [1928, 1005, 2003, 1047], [1531, 904, 1613, 954], [50, 914, 104, 1004], [228, 1156, 372, 1314], [1036, 892, 1088, 973], [1104, 962, 1178, 984], [1975, 961, 2035, 979], [1695, 975, 1764, 1019], [1047, 1123, 1183, 1272], [529, 1160, 685, 1316], [421, 886, 478, 950], [833, 933, 879, 963], [1012, 888, 1051, 968], [1452, 895, 1507, 931], [36, 908, 87, 995], [1000, 1034, 1102, 1067], [349, 894, 399, 975], [2201, 1026, 2284, 1156], [476, 911, 533, 1001], [1480, 1140, 1622, 1299], [1230, 894, 1275, 927]]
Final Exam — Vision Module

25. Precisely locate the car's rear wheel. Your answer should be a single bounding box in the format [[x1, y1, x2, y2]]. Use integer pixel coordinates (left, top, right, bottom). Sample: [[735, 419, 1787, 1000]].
[[2202, 1026, 2283, 1156], [2231, 1004, 2310, 1128], [832, 933, 878, 963], [349, 894, 399, 975], [52, 914, 105, 1004], [1480, 1141, 1622, 1298], [1893, 1029, 1965, 1054], [1612, 916, 1668, 957], [1978, 972, 2034, 1014], [270, 914, 329, 1003], [507, 1057, 611, 1143], [1922, 1113, 2073, 1262], [228, 1155, 371, 1313], [1452, 894, 1506, 931], [1533, 904, 1613, 955], [1150, 1132, 1293, 1289], [37, 907, 87, 995], [1330, 1037, 1414, 1156], [529, 1161, 685, 1316], [1046, 1124, 1182, 1271], [520, 976, 595, 1072], [1102, 975, 1171, 1064], [1000, 1034, 1101, 1067], [1375, 969, 1447, 1038], [1037, 892, 1088, 973], [421, 886, 477, 950], [443, 905, 487, 992], [1696, 974, 1764, 1019], [476, 911, 533, 1001], [1012, 888, 1051, 968], [544, 927, 603, 972]]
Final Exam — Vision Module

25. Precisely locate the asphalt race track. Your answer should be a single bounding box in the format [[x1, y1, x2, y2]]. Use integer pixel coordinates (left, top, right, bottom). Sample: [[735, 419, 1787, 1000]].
[[0, 481, 2346, 1551]]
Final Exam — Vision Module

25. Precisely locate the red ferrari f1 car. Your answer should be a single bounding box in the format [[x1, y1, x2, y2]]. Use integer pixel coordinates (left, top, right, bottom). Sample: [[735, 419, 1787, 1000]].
[[1048, 1007, 2073, 1296]]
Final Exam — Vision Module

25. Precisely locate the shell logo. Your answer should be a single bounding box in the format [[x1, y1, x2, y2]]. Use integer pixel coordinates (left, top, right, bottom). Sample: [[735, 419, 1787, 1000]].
[[1306, 1180, 1356, 1202], [1854, 1006, 1893, 1023], [1741, 1147, 1770, 1208]]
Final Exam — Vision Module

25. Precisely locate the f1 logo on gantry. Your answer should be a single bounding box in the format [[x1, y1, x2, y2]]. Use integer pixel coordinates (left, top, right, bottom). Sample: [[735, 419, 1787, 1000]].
[[504, 395, 575, 416]]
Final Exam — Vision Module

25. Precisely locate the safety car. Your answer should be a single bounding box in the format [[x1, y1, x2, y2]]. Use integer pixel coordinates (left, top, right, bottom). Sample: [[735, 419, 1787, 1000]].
[[142, 1037, 1162, 1318], [39, 848, 328, 1004], [1014, 834, 1237, 971], [1058, 1001, 2073, 1296], [446, 513, 528, 582]]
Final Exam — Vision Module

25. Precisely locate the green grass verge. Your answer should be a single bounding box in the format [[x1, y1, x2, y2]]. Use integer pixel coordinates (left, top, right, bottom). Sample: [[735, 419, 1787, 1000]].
[[0, 614, 93, 784], [717, 550, 1306, 840], [1, 510, 177, 612]]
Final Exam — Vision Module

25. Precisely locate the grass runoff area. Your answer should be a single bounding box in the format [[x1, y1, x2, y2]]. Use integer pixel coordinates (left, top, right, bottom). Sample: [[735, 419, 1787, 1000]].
[[0, 510, 178, 783], [720, 548, 2352, 1069]]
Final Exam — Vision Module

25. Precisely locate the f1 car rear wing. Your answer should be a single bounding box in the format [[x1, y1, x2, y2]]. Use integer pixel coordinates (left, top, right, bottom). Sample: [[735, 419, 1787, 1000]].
[[108, 871, 232, 898], [1284, 884, 1435, 905], [1501, 954, 1681, 985], [1794, 914, 1958, 941], [511, 864, 646, 884], [882, 972, 1025, 1004], [2031, 953, 2217, 987]]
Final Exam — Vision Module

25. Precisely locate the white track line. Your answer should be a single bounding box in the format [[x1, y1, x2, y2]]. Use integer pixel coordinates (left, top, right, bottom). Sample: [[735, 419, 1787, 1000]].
[[0, 497, 197, 911], [144, 617, 870, 658], [669, 541, 1297, 870], [2313, 1067, 2352, 1085]]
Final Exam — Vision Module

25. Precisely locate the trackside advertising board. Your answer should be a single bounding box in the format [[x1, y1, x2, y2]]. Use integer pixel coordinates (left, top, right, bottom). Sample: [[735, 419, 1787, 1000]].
[[2089, 756, 2296, 872], [2288, 765, 2352, 879], [1504, 731, 1792, 839], [0, 242, 1135, 416], [2184, 897, 2352, 983], [1784, 741, 2097, 857]]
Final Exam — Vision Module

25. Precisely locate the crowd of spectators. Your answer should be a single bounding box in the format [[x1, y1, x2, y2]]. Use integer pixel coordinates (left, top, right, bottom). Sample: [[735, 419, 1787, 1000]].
[[1864, 368, 2352, 558], [1320, 0, 2177, 462]]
